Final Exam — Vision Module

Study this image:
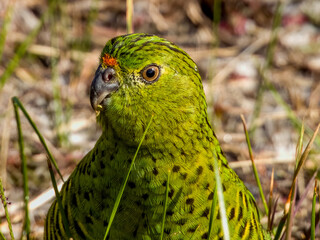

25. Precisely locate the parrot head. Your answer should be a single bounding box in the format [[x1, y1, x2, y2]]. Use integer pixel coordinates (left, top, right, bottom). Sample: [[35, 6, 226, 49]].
[[90, 33, 207, 145]]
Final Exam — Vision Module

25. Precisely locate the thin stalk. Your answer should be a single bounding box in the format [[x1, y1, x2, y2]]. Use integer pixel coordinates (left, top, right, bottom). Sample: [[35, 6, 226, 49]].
[[0, 179, 14, 240], [103, 115, 154, 239], [0, 8, 49, 89], [49, 0, 68, 147], [267, 168, 274, 230], [11, 97, 64, 181], [0, 0, 15, 62], [249, 0, 284, 135], [46, 158, 72, 238], [285, 123, 304, 240], [292, 123, 320, 182], [284, 181, 296, 240], [208, 177, 218, 240], [82, 0, 99, 49], [12, 99, 30, 239], [274, 214, 287, 240], [160, 170, 170, 240], [267, 82, 320, 147], [213, 151, 230, 240], [241, 115, 268, 215], [285, 123, 320, 240], [311, 180, 317, 240], [126, 0, 133, 34], [189, 225, 201, 240], [0, 231, 6, 240]]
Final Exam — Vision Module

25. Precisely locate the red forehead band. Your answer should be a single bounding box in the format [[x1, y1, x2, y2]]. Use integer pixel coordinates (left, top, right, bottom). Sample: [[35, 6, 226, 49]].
[[102, 53, 117, 67]]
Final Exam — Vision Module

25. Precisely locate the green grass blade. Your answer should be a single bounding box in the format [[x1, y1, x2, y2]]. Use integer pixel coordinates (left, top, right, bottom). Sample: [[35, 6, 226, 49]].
[[267, 82, 320, 147], [207, 175, 218, 240], [103, 115, 154, 240], [274, 214, 287, 240], [0, 1, 14, 62], [269, 197, 279, 233], [0, 231, 6, 240], [11, 97, 64, 182], [265, 1, 284, 69], [46, 158, 72, 238], [285, 123, 319, 240], [212, 150, 230, 240], [285, 182, 296, 240], [241, 115, 268, 215], [0, 179, 14, 240], [0, 8, 49, 90], [267, 168, 274, 230], [189, 225, 200, 240], [126, 0, 133, 34], [160, 170, 170, 240], [293, 123, 320, 181], [285, 123, 305, 240], [83, 0, 98, 49], [12, 99, 30, 238], [311, 180, 317, 240], [49, 0, 69, 147], [249, 0, 284, 135]]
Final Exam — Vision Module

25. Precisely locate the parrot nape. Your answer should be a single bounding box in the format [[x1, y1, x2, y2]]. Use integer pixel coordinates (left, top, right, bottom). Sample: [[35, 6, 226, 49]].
[[45, 33, 269, 239]]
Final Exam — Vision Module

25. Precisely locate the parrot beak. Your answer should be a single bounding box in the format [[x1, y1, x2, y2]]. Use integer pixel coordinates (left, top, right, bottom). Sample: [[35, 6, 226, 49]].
[[90, 65, 119, 111]]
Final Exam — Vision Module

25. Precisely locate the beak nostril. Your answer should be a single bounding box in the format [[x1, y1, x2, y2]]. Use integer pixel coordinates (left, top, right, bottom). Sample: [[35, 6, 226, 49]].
[[102, 68, 115, 82], [90, 66, 119, 111]]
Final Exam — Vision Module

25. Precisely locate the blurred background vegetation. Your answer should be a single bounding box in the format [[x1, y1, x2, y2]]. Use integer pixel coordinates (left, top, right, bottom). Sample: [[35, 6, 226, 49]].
[[0, 0, 320, 239]]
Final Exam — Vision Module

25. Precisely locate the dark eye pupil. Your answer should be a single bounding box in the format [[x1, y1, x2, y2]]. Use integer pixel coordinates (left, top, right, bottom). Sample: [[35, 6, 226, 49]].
[[146, 68, 155, 78]]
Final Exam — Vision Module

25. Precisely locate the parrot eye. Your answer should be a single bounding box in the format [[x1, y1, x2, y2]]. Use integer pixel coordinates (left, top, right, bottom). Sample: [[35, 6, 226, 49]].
[[141, 64, 160, 82]]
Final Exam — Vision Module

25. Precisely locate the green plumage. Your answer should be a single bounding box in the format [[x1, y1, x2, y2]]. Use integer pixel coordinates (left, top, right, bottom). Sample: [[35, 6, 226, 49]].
[[45, 33, 267, 239]]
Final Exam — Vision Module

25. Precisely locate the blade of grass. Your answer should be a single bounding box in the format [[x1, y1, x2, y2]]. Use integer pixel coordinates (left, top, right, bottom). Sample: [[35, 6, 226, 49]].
[[267, 82, 320, 147], [274, 213, 287, 240], [0, 179, 14, 240], [46, 158, 72, 238], [304, 182, 320, 240], [241, 114, 268, 215], [292, 123, 320, 182], [267, 168, 274, 230], [249, 0, 284, 135], [208, 172, 218, 240], [284, 122, 305, 240], [126, 0, 133, 34], [210, 150, 230, 240], [275, 123, 319, 240], [103, 115, 154, 240], [293, 170, 317, 218], [0, 8, 50, 90], [270, 196, 279, 233], [285, 123, 320, 240], [311, 180, 317, 240], [11, 97, 64, 181], [0, 105, 12, 190], [49, 0, 69, 147], [12, 98, 30, 239], [160, 170, 170, 240], [189, 225, 201, 240], [284, 180, 297, 240], [0, 0, 15, 62], [0, 231, 6, 240]]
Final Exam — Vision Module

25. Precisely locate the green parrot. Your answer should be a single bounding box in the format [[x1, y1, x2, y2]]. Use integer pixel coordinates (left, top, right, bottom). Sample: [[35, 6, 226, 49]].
[[45, 33, 268, 239]]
